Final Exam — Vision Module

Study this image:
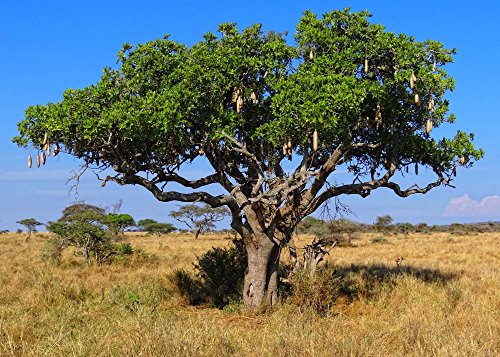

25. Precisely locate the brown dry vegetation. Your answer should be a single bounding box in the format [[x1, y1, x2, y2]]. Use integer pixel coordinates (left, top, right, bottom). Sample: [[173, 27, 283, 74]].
[[0, 231, 498, 356]]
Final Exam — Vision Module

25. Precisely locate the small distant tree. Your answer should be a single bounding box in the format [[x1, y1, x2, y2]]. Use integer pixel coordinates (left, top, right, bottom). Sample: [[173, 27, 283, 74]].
[[374, 215, 393, 233], [16, 218, 43, 241], [170, 204, 229, 239], [415, 222, 429, 234], [137, 219, 157, 230], [47, 204, 114, 266], [327, 218, 361, 246], [395, 222, 414, 236], [107, 213, 136, 235], [138, 219, 176, 237]]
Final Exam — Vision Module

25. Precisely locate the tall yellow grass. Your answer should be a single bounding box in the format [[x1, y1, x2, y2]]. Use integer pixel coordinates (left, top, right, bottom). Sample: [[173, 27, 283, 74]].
[[0, 231, 498, 356]]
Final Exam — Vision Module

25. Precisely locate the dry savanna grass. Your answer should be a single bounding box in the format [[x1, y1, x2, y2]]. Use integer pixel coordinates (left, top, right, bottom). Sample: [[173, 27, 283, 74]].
[[0, 231, 498, 356]]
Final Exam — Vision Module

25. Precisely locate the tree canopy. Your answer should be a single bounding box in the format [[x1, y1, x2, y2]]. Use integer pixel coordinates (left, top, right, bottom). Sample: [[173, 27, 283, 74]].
[[107, 213, 136, 233], [14, 8, 483, 309], [170, 204, 228, 239], [47, 206, 114, 266], [138, 219, 176, 236], [16, 218, 43, 241]]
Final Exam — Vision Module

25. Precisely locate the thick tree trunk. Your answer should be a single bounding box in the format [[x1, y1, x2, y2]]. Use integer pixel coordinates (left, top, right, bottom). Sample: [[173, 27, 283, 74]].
[[243, 237, 280, 310], [194, 227, 201, 240]]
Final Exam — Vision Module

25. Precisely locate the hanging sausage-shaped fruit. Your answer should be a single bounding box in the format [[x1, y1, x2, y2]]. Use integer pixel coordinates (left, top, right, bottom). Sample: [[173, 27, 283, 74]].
[[250, 92, 258, 104], [425, 119, 433, 134], [236, 96, 243, 113], [312, 130, 318, 151], [231, 88, 239, 103], [410, 72, 417, 89], [414, 93, 421, 105], [428, 98, 435, 112]]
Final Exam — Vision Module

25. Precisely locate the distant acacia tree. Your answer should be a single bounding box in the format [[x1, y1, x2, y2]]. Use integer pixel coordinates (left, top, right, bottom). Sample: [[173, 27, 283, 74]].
[[137, 219, 176, 237], [137, 219, 156, 230], [374, 215, 394, 233], [47, 204, 114, 266], [16, 218, 43, 241], [60, 202, 106, 220], [107, 213, 136, 234], [170, 204, 229, 239]]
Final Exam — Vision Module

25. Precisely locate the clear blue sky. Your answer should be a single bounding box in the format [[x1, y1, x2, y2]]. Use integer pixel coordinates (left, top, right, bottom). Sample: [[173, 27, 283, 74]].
[[1, 0, 499, 231]]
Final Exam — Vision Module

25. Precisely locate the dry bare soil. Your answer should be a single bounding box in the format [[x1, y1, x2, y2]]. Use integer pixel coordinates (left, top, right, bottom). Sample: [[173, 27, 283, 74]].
[[0, 231, 498, 356]]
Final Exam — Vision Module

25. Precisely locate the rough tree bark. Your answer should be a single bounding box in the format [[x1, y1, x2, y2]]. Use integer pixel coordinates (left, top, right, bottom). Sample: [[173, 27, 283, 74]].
[[243, 235, 280, 309]]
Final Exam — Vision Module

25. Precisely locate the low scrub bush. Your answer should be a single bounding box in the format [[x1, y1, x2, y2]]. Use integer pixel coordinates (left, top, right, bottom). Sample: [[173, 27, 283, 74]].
[[370, 236, 389, 244], [287, 268, 344, 315], [170, 269, 206, 305], [171, 239, 247, 308]]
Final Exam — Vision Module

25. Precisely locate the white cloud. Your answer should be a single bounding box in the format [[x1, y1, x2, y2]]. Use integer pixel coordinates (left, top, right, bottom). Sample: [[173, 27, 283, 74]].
[[443, 194, 500, 218]]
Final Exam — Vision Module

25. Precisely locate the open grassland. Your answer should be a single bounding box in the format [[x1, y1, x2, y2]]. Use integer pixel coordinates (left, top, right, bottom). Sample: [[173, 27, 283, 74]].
[[0, 231, 498, 356]]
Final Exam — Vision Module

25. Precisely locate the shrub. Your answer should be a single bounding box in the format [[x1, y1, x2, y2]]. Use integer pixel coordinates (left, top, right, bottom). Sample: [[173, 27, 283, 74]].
[[370, 236, 389, 244], [115, 242, 134, 256], [194, 238, 247, 307], [287, 268, 344, 315], [415, 222, 430, 233], [170, 270, 206, 305], [172, 239, 247, 308], [394, 222, 414, 236], [296, 217, 329, 236]]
